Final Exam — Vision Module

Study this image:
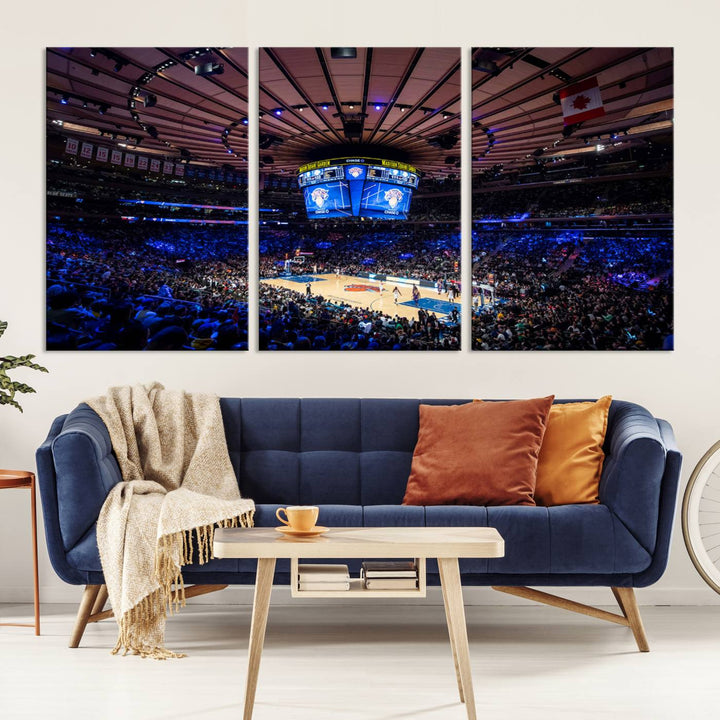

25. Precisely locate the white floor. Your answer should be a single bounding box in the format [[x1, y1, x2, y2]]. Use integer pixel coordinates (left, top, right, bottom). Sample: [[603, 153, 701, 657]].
[[1, 601, 719, 720]]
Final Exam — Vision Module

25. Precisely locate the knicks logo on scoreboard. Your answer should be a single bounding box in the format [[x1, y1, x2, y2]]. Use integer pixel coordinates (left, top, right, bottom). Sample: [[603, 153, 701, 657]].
[[348, 166, 364, 178]]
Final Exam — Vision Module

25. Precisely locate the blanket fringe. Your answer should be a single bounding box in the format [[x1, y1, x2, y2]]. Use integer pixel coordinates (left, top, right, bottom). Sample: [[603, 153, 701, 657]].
[[154, 509, 255, 618], [114, 509, 254, 658], [113, 589, 186, 660]]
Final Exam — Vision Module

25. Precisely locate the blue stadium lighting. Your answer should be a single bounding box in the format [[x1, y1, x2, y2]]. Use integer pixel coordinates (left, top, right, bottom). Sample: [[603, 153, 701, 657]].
[[375, 104, 381, 111], [242, 118, 248, 125], [322, 105, 328, 110], [274, 108, 283, 116], [120, 217, 249, 225], [119, 198, 276, 213]]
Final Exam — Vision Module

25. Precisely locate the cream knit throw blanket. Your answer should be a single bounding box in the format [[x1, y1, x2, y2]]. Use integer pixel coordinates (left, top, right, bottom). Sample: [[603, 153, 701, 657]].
[[87, 382, 254, 659]]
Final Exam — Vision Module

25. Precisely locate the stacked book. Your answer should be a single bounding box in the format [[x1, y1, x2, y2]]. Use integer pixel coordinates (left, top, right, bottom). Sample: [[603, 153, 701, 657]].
[[361, 560, 418, 590], [297, 563, 350, 591]]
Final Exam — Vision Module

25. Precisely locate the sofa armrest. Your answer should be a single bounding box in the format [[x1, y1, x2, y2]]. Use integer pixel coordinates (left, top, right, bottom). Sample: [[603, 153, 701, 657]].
[[46, 404, 122, 554], [599, 401, 668, 555]]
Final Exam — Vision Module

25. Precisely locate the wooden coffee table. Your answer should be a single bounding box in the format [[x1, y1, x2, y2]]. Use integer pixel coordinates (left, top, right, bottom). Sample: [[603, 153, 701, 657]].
[[214, 526, 504, 720]]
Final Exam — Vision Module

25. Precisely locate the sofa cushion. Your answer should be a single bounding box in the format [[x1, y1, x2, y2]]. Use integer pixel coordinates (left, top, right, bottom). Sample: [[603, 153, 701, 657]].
[[534, 396, 612, 506], [403, 397, 554, 507]]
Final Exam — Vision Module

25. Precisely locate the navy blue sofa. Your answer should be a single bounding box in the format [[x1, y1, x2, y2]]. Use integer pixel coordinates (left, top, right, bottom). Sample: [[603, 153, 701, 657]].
[[36, 398, 681, 650]]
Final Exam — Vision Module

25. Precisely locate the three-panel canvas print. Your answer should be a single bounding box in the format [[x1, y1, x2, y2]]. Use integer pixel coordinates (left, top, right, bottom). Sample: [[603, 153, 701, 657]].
[[46, 47, 673, 351]]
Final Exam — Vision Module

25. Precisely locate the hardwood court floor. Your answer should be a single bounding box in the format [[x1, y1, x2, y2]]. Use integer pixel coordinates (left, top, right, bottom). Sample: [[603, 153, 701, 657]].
[[1, 601, 718, 719], [261, 273, 460, 323]]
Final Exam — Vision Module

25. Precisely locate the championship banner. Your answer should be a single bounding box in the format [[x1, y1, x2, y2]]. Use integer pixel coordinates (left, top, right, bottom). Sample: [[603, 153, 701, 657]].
[[163, 161, 173, 174], [96, 146, 109, 162], [175, 164, 185, 176], [65, 138, 79, 155], [559, 77, 605, 125], [150, 158, 161, 172], [137, 156, 148, 170], [80, 142, 94, 159], [111, 149, 123, 165], [124, 153, 136, 168]]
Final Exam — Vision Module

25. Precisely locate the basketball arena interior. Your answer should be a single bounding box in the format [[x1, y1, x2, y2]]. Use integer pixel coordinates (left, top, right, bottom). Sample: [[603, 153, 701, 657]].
[[45, 47, 672, 351]]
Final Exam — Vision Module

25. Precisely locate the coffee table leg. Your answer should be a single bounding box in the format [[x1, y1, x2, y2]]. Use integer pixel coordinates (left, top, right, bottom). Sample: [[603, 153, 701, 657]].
[[438, 558, 476, 720], [244, 557, 276, 720], [438, 560, 465, 703]]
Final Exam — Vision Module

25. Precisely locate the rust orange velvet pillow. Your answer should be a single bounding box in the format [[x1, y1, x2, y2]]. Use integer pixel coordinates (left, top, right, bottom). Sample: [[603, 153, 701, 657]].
[[533, 396, 612, 506], [402, 396, 554, 507]]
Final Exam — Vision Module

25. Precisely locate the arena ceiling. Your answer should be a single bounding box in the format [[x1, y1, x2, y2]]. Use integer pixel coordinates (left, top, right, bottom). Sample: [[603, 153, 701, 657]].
[[46, 47, 249, 169], [46, 47, 673, 181], [470, 47, 673, 177]]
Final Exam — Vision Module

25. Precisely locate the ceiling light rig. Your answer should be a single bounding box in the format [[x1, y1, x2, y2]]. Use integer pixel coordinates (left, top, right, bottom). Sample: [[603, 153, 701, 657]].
[[88, 48, 129, 73], [49, 88, 111, 115]]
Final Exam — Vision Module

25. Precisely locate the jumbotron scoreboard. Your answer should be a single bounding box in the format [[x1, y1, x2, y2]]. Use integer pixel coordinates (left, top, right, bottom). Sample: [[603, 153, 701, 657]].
[[297, 158, 420, 220]]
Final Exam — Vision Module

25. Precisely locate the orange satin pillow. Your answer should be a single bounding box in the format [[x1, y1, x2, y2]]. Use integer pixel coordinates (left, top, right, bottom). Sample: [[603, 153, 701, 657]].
[[533, 396, 612, 506], [402, 396, 554, 507]]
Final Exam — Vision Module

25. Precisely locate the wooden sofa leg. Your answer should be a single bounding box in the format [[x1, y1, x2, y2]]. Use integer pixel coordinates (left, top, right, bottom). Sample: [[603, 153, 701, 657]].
[[69, 584, 101, 648], [90, 585, 108, 616], [492, 586, 650, 652], [612, 587, 650, 652]]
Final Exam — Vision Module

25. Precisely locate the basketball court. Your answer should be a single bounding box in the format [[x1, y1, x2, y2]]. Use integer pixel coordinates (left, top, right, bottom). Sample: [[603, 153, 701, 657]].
[[260, 273, 461, 323]]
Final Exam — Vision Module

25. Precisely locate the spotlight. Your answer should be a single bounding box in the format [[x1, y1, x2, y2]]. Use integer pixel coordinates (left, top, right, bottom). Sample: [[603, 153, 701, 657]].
[[194, 61, 224, 76], [242, 118, 248, 125], [274, 108, 283, 116], [330, 47, 357, 59], [472, 58, 499, 75], [375, 104, 381, 111], [322, 104, 329, 111], [348, 104, 355, 110], [89, 49, 97, 58], [60, 95, 69, 105], [82, 101, 88, 108]]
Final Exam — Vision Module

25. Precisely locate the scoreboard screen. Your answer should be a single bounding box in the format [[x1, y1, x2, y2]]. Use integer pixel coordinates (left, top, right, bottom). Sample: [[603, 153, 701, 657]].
[[297, 158, 419, 220]]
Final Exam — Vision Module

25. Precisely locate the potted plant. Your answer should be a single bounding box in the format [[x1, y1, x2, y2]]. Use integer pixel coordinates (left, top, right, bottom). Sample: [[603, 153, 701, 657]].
[[0, 320, 48, 412]]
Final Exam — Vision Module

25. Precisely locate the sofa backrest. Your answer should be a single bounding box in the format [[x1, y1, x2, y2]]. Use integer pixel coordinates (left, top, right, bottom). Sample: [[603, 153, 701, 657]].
[[220, 398, 469, 505]]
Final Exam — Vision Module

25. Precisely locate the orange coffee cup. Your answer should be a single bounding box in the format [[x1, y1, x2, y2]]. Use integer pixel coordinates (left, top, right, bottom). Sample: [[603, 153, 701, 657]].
[[276, 505, 319, 531]]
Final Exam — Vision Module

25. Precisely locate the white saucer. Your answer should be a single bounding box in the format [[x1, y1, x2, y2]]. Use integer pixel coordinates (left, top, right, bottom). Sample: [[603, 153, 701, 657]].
[[275, 525, 329, 538]]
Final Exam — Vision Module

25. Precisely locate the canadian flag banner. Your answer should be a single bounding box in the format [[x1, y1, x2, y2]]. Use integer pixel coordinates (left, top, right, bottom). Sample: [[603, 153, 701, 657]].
[[150, 159, 161, 172], [137, 156, 148, 170], [96, 146, 109, 162], [65, 138, 79, 155], [559, 77, 605, 125], [110, 150, 122, 165], [80, 142, 93, 159]]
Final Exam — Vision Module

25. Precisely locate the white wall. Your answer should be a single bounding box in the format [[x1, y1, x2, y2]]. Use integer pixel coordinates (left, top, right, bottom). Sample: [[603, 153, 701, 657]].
[[1, 0, 719, 607]]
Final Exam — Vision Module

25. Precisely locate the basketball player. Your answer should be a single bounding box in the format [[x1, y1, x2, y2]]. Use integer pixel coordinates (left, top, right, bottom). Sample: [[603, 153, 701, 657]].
[[305, 282, 312, 298], [448, 285, 456, 303], [378, 279, 385, 294], [412, 285, 420, 306], [393, 286, 402, 304]]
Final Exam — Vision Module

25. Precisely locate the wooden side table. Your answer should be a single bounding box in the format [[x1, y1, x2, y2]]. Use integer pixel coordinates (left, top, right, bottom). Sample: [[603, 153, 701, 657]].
[[0, 469, 40, 635]]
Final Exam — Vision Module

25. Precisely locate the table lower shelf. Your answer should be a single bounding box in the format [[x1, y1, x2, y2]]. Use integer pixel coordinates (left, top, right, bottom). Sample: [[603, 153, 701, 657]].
[[290, 557, 427, 598]]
